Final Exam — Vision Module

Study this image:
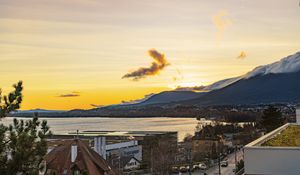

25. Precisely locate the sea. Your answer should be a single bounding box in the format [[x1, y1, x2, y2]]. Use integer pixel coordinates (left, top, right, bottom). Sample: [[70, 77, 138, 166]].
[[0, 117, 213, 141]]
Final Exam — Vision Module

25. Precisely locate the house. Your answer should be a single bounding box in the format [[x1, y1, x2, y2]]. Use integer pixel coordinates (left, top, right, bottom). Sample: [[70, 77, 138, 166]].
[[244, 108, 300, 175], [42, 139, 119, 175], [122, 157, 141, 171]]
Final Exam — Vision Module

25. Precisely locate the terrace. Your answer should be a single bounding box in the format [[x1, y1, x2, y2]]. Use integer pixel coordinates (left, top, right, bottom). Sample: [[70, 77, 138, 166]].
[[262, 125, 300, 147], [244, 108, 300, 175]]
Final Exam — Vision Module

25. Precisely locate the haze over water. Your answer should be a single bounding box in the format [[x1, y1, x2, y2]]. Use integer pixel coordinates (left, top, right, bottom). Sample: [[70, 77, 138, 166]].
[[1, 117, 202, 141]]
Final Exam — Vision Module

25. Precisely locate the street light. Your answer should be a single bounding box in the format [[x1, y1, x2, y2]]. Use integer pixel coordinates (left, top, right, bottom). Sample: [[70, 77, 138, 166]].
[[188, 147, 193, 175], [218, 140, 221, 175]]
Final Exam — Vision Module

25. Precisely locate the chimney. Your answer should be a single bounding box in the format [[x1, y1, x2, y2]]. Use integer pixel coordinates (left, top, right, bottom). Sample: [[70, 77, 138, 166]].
[[296, 108, 300, 125], [71, 144, 78, 162], [94, 137, 106, 159]]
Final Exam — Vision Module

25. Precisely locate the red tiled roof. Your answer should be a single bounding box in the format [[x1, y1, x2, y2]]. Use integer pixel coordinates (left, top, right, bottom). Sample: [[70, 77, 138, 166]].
[[44, 139, 119, 175]]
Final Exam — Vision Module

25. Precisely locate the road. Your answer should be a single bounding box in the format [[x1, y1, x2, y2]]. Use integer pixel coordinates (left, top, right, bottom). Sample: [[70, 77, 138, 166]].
[[180, 149, 243, 175]]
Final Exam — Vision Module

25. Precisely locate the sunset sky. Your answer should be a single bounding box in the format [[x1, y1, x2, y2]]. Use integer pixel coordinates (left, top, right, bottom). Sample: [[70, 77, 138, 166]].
[[1, 0, 300, 110]]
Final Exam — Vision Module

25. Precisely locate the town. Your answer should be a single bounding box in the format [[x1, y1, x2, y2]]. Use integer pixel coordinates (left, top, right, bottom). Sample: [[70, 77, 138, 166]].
[[21, 107, 300, 174]]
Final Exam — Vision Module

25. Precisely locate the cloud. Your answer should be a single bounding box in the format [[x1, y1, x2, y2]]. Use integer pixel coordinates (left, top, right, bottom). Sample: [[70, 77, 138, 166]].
[[57, 92, 80, 98], [237, 51, 247, 59], [122, 49, 170, 81], [175, 85, 206, 91], [173, 69, 184, 82], [212, 10, 232, 43], [90, 104, 104, 108], [121, 93, 155, 104]]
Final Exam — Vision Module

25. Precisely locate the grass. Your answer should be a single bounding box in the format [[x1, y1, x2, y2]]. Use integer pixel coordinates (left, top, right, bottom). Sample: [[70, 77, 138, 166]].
[[262, 126, 300, 147]]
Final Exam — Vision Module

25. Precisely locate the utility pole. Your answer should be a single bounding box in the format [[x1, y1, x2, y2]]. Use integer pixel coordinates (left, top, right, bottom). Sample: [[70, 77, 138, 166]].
[[218, 154, 221, 175], [218, 141, 221, 175], [235, 145, 237, 172], [150, 146, 154, 174], [189, 148, 192, 175], [234, 123, 237, 172]]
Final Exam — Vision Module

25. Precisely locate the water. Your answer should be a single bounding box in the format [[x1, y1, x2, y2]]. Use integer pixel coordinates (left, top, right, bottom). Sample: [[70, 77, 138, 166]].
[[0, 117, 205, 141]]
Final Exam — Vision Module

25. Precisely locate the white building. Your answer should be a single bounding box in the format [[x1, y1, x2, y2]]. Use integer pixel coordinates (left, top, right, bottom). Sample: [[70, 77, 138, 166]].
[[244, 108, 300, 175], [123, 157, 141, 171]]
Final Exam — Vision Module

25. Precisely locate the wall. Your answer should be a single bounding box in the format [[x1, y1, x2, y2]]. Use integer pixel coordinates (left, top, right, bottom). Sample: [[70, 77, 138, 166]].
[[245, 147, 300, 175], [296, 108, 300, 124]]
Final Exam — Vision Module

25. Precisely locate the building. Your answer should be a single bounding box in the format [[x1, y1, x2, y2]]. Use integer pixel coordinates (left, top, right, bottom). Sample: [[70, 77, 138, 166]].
[[244, 108, 300, 175], [192, 125, 225, 161], [122, 157, 141, 171], [48, 131, 178, 174], [42, 139, 118, 175]]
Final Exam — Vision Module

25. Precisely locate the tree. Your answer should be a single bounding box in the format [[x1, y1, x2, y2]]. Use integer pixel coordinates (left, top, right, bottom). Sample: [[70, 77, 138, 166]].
[[0, 82, 52, 175], [152, 141, 176, 175], [236, 159, 244, 172], [0, 81, 23, 118], [260, 106, 285, 132]]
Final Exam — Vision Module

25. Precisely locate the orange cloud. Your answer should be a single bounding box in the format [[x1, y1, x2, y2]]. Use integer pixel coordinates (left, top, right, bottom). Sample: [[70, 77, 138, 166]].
[[57, 91, 80, 98], [212, 10, 232, 44], [237, 51, 247, 59], [173, 69, 184, 82], [122, 49, 170, 81]]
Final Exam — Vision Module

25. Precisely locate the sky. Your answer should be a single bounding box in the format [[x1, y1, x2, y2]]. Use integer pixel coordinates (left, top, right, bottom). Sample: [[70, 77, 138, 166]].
[[0, 0, 300, 110]]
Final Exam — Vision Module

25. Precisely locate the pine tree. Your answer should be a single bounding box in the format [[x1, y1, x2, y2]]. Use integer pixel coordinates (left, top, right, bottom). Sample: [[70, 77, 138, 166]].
[[260, 106, 285, 132], [0, 81, 23, 118], [0, 82, 52, 175]]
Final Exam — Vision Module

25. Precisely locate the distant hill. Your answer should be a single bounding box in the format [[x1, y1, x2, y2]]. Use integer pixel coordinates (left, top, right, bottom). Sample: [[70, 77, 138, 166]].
[[122, 91, 205, 106], [139, 91, 205, 105], [10, 109, 66, 117], [13, 109, 65, 114]]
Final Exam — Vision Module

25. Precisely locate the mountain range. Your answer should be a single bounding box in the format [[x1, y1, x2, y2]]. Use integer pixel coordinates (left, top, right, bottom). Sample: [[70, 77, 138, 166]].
[[117, 51, 300, 107], [13, 51, 300, 117]]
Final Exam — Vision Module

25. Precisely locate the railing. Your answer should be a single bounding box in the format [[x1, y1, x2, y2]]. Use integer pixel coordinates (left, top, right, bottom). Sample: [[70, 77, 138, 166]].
[[245, 123, 290, 147]]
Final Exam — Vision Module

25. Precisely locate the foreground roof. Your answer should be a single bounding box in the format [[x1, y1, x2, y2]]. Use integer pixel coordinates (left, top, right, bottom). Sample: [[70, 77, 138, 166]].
[[44, 139, 119, 175]]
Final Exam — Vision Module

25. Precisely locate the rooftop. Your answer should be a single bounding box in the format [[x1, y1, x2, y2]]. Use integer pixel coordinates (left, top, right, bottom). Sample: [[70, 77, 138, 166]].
[[55, 130, 177, 138], [262, 125, 300, 147], [245, 123, 300, 148], [44, 139, 119, 175]]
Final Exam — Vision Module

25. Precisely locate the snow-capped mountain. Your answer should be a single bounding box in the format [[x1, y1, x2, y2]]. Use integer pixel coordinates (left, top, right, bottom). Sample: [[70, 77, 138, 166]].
[[243, 52, 300, 79], [199, 51, 300, 91], [202, 77, 241, 91]]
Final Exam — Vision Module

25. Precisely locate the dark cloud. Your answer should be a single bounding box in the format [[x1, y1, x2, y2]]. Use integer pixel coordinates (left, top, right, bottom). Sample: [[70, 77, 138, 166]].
[[122, 49, 170, 81], [57, 92, 80, 98], [90, 104, 104, 108], [175, 86, 206, 91], [121, 93, 155, 104]]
